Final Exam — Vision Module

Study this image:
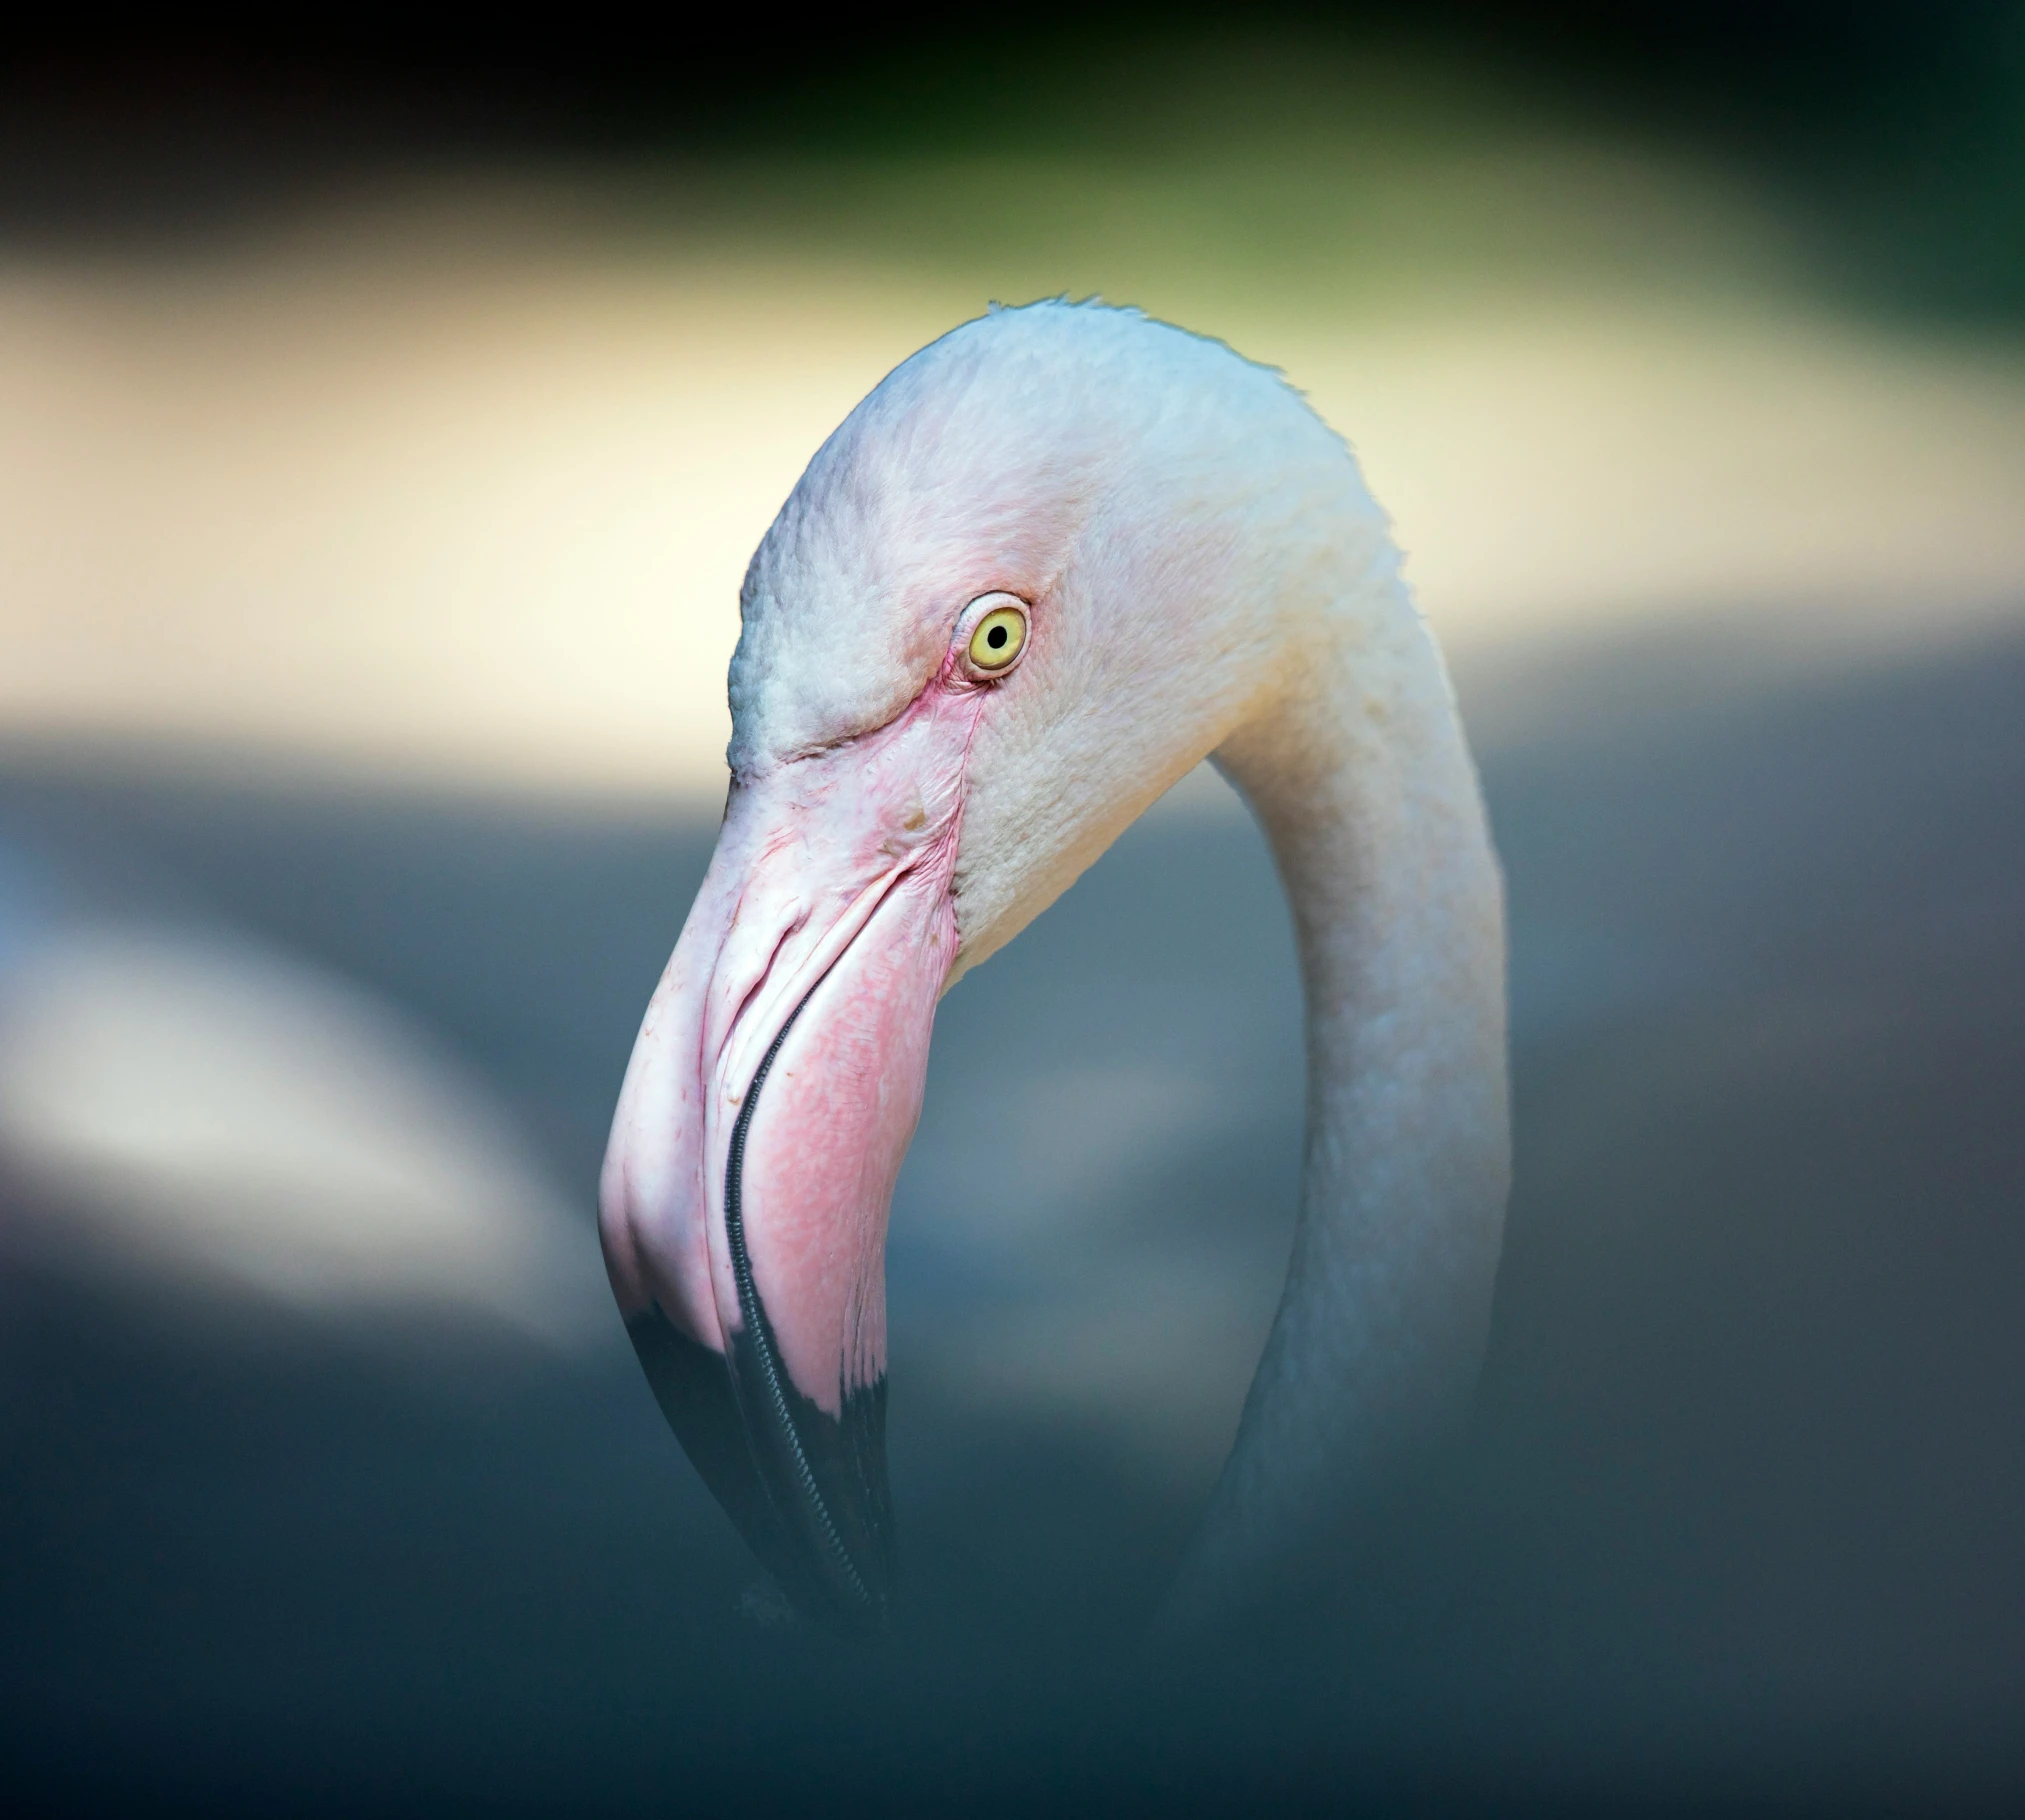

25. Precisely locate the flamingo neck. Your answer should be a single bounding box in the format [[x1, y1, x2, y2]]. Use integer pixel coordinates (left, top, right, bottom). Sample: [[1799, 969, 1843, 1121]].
[[1173, 563, 1510, 1629]]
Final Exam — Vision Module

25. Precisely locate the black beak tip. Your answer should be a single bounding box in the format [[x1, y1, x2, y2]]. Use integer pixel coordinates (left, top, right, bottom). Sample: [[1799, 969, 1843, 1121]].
[[626, 1305, 896, 1638], [728, 1315, 896, 1636]]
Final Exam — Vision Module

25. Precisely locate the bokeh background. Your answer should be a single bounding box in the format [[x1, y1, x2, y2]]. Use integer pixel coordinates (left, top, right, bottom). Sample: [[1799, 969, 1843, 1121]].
[[4, 5, 2024, 1812]]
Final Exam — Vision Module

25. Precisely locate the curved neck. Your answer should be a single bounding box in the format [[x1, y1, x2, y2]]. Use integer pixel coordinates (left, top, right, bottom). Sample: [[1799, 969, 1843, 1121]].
[[1172, 565, 1510, 1629]]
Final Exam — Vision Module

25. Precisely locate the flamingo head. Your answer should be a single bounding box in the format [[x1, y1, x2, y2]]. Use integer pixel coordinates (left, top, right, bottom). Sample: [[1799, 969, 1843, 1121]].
[[597, 301, 1381, 1630]]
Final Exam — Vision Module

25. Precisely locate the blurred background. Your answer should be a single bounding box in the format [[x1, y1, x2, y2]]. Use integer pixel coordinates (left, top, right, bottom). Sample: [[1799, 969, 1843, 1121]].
[[3, 4, 2023, 1812]]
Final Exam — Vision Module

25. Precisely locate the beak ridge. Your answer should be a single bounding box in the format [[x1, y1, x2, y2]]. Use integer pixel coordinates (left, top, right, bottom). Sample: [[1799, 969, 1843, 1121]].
[[622, 988, 898, 1635], [719, 993, 895, 1631]]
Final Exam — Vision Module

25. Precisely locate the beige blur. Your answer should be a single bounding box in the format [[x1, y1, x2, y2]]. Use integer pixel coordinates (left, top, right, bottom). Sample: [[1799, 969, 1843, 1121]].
[[4, 128, 2024, 801], [0, 919, 608, 1342]]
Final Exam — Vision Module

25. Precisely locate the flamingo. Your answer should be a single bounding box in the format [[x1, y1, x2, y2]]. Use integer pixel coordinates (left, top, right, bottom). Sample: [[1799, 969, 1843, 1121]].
[[599, 300, 1509, 1634]]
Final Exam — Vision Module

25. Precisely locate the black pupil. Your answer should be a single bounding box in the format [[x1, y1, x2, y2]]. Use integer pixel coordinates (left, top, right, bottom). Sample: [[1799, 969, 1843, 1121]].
[[987, 625, 1008, 650]]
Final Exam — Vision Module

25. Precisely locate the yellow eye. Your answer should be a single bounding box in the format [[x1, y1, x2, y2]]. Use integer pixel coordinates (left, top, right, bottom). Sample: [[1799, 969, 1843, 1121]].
[[966, 605, 1027, 673]]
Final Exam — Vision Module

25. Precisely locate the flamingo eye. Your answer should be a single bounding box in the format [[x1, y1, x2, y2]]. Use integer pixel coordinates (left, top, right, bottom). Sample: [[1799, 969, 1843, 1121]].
[[965, 604, 1028, 675]]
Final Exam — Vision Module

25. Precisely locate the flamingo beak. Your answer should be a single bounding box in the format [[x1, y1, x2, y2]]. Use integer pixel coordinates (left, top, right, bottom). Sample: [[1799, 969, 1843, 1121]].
[[598, 698, 970, 1633]]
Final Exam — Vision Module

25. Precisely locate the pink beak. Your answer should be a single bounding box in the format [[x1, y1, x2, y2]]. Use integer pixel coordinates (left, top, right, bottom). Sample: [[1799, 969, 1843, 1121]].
[[598, 680, 982, 1631]]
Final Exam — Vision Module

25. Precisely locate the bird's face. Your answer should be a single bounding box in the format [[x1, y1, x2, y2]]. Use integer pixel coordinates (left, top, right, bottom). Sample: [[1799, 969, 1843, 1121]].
[[598, 306, 1347, 1629]]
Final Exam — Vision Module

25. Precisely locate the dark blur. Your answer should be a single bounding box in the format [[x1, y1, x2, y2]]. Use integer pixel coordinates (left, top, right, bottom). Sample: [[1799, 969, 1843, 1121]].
[[7, 4, 2024, 321], [4, 8, 2025, 1815]]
